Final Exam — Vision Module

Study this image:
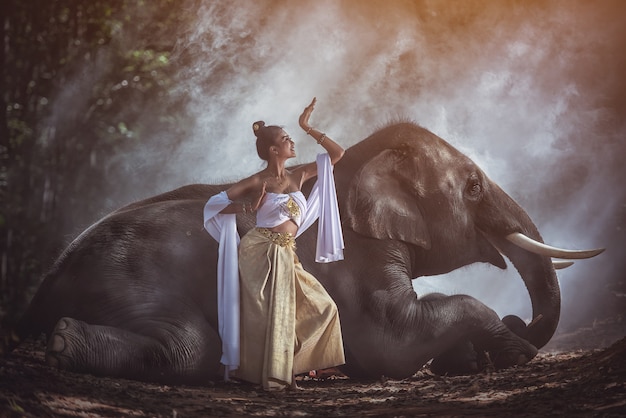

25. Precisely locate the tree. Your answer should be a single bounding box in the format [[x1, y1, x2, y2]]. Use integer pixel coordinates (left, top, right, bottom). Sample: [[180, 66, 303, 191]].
[[1, 0, 193, 327]]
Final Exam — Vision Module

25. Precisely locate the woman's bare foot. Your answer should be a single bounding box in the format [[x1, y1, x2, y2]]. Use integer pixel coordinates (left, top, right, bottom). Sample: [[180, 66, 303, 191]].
[[288, 381, 303, 391], [288, 374, 304, 391]]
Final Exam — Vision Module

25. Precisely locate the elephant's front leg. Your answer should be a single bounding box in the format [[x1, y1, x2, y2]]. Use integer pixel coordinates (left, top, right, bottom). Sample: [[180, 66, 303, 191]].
[[46, 317, 222, 384], [421, 294, 538, 375]]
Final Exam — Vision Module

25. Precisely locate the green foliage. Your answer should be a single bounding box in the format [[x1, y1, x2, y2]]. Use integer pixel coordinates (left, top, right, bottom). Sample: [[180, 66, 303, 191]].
[[0, 0, 196, 324]]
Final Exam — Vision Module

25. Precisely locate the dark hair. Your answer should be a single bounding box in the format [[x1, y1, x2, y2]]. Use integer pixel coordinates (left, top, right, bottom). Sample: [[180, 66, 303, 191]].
[[252, 121, 282, 161]]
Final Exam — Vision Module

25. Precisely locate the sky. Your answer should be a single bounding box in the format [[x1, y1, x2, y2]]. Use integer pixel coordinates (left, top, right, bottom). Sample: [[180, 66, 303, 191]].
[[76, 0, 626, 331]]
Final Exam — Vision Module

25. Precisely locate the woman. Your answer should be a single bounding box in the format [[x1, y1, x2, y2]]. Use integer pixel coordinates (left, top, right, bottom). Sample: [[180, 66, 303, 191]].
[[203, 98, 346, 390]]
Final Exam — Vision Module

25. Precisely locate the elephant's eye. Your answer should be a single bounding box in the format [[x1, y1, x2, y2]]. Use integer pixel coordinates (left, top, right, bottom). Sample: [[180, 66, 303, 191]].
[[465, 177, 483, 199]]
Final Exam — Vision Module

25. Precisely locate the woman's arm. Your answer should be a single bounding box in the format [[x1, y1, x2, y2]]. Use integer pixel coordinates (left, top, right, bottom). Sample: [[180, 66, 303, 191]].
[[296, 97, 345, 183], [219, 175, 264, 214], [299, 97, 345, 165], [304, 127, 344, 165]]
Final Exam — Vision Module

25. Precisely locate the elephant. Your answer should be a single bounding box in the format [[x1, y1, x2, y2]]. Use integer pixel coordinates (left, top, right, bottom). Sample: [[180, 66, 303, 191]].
[[12, 122, 603, 384]]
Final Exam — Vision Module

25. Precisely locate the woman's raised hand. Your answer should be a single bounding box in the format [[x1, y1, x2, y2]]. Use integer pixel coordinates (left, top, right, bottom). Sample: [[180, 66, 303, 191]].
[[298, 97, 317, 131]]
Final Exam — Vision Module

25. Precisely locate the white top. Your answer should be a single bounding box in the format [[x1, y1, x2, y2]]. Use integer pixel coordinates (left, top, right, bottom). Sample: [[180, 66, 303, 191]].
[[203, 153, 344, 380], [256, 191, 306, 228]]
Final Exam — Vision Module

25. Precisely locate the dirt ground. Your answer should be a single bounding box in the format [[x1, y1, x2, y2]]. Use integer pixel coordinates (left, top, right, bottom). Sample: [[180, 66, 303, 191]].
[[1, 316, 625, 417]]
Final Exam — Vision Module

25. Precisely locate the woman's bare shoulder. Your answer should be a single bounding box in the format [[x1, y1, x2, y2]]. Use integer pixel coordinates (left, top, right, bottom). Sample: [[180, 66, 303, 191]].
[[226, 171, 264, 199], [241, 171, 266, 186]]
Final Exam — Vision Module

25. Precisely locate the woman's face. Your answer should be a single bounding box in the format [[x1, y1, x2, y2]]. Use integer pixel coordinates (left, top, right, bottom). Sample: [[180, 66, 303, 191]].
[[272, 129, 296, 159]]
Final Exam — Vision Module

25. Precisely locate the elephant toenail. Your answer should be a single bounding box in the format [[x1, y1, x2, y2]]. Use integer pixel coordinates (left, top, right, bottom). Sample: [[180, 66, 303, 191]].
[[57, 318, 69, 330], [49, 334, 66, 352]]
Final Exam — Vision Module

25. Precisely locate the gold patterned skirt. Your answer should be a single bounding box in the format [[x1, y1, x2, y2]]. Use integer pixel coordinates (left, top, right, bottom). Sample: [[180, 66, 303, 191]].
[[235, 227, 345, 390]]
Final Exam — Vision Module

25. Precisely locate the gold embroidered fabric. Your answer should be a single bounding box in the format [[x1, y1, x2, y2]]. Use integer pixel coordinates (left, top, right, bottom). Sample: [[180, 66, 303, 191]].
[[235, 228, 345, 390], [256, 227, 296, 249], [282, 195, 301, 220]]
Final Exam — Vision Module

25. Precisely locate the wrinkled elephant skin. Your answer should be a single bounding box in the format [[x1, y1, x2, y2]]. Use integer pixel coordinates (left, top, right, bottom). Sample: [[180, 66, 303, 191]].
[[16, 123, 559, 383]]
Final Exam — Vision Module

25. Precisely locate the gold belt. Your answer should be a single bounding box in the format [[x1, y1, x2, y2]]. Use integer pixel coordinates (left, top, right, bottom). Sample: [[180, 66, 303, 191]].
[[256, 227, 296, 249]]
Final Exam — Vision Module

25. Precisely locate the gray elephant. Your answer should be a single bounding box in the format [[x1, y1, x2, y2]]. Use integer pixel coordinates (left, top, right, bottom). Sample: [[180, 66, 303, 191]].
[[13, 122, 602, 384]]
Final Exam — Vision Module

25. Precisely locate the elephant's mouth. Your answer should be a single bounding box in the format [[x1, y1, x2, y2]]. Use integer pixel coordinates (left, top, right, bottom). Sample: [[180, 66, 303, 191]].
[[415, 229, 604, 348], [486, 231, 604, 348]]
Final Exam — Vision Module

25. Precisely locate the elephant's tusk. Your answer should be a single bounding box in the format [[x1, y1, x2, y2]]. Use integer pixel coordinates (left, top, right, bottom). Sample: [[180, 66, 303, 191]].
[[506, 232, 605, 260], [552, 260, 574, 270]]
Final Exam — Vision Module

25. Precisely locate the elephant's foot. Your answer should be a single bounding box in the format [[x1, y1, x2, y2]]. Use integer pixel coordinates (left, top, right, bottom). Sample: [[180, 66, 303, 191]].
[[431, 338, 537, 375], [430, 340, 478, 375], [46, 317, 87, 372], [45, 317, 150, 375], [431, 317, 539, 375], [429, 340, 496, 376], [45, 316, 223, 384], [486, 330, 538, 370], [490, 343, 538, 369]]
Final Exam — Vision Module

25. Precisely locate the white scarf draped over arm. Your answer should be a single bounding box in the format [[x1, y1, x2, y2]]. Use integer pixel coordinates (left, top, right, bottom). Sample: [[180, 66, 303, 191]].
[[203, 191, 240, 379], [297, 153, 345, 263]]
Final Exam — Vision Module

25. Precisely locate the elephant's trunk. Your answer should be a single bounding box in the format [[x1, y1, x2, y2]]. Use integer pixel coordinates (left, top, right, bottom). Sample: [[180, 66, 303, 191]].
[[478, 184, 561, 349], [496, 236, 560, 349]]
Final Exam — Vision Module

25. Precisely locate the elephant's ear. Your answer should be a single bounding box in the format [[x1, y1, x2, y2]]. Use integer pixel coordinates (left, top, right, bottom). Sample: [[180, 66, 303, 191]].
[[346, 149, 431, 249]]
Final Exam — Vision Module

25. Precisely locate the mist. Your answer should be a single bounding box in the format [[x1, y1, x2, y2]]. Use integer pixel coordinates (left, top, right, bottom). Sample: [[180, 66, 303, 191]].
[[56, 0, 626, 332]]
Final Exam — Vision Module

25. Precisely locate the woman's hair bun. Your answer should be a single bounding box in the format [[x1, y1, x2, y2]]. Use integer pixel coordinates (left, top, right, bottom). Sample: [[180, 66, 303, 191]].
[[252, 121, 265, 136], [252, 120, 281, 161]]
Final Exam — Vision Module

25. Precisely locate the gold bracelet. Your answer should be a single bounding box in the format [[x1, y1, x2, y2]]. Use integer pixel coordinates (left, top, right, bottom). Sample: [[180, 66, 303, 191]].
[[306, 126, 313, 135], [317, 133, 326, 145]]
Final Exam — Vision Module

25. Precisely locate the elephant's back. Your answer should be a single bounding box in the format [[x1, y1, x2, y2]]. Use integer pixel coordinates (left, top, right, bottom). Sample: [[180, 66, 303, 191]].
[[115, 184, 224, 213], [20, 197, 220, 338]]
